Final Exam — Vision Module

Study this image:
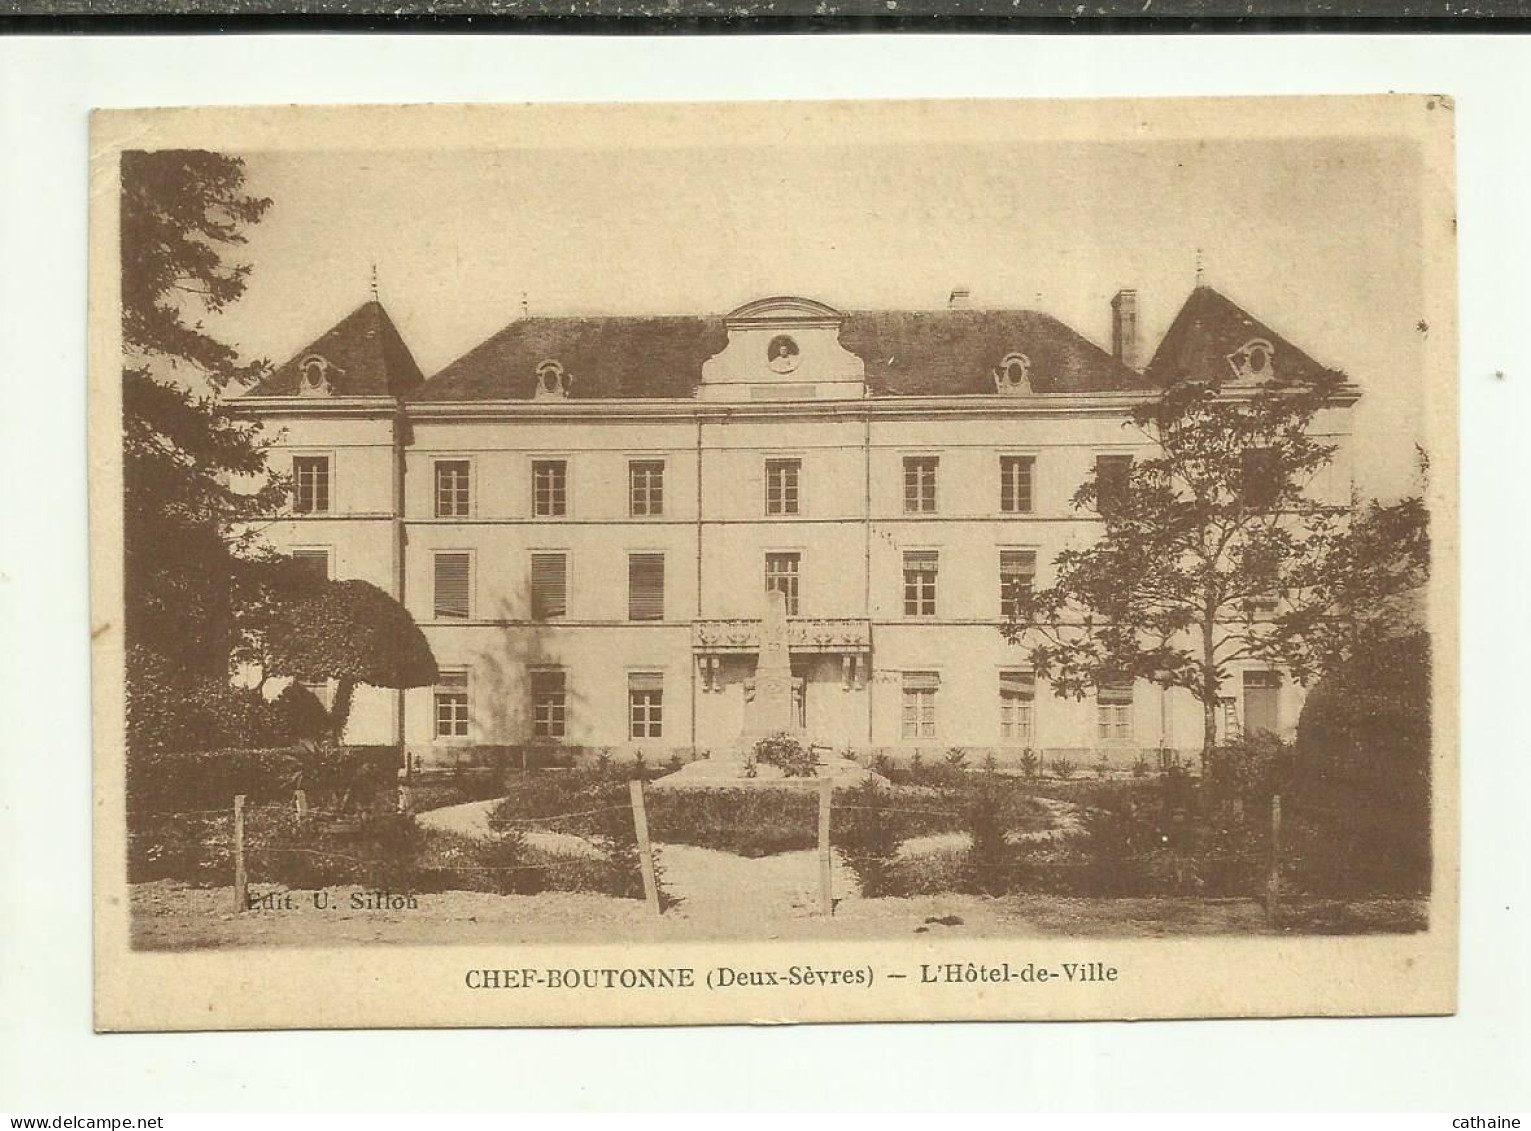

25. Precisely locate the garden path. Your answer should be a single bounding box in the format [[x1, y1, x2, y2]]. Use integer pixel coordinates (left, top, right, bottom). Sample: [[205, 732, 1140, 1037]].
[[415, 794, 865, 917]]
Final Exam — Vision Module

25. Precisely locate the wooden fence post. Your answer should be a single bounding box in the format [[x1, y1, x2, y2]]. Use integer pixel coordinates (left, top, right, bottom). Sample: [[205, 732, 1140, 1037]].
[[1266, 793, 1283, 930], [294, 789, 308, 817], [628, 778, 661, 916], [232, 794, 248, 913], [818, 778, 834, 916]]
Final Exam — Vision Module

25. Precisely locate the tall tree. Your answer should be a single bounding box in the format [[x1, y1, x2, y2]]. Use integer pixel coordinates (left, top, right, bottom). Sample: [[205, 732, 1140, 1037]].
[[1002, 370, 1418, 763], [121, 150, 279, 681]]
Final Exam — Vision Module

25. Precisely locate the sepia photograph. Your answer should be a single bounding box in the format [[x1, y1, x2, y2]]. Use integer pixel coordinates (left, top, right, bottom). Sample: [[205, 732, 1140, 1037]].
[[89, 96, 1457, 1029]]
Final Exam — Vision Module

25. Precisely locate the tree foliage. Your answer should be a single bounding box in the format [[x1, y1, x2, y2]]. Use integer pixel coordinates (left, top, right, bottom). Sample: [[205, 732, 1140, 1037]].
[[264, 579, 439, 740], [121, 149, 285, 750], [1002, 370, 1426, 758], [121, 149, 272, 385]]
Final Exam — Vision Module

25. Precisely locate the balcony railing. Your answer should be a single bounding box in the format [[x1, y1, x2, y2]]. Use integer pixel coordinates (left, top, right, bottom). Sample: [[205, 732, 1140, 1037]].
[[692, 617, 871, 653]]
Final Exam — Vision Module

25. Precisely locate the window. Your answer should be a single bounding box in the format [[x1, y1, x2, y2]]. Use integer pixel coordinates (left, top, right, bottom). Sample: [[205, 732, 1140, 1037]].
[[290, 548, 330, 582], [435, 460, 471, 518], [999, 670, 1035, 742], [434, 670, 469, 739], [1243, 670, 1281, 736], [903, 456, 938, 514], [532, 460, 567, 517], [1097, 678, 1134, 741], [629, 672, 664, 739], [298, 680, 333, 711], [530, 553, 568, 621], [292, 455, 330, 514], [1000, 455, 1035, 513], [903, 550, 938, 618], [765, 459, 801, 516], [433, 552, 471, 620], [999, 550, 1037, 618], [628, 553, 665, 621], [1095, 455, 1132, 515], [530, 669, 567, 739], [764, 552, 800, 616], [629, 460, 664, 517], [1241, 447, 1282, 509], [901, 672, 939, 739]]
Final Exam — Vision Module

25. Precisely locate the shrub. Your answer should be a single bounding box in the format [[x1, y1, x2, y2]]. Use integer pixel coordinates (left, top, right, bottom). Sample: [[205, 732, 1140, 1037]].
[[753, 733, 816, 777], [646, 787, 818, 857], [1051, 757, 1077, 781], [944, 747, 968, 768], [963, 774, 1014, 895], [1132, 754, 1151, 779], [1204, 731, 1293, 809], [1019, 748, 1039, 779], [830, 780, 902, 897]]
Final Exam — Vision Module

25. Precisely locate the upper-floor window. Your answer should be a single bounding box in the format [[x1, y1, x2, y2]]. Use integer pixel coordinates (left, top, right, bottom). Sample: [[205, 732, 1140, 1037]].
[[433, 551, 472, 621], [530, 552, 568, 621], [904, 456, 938, 514], [999, 670, 1035, 742], [290, 548, 331, 582], [1241, 447, 1282, 509], [629, 460, 664, 517], [999, 550, 1037, 618], [434, 670, 470, 739], [629, 672, 664, 739], [903, 550, 939, 618], [1095, 455, 1133, 516], [1097, 677, 1134, 741], [435, 460, 471, 518], [292, 455, 331, 515], [1000, 455, 1035, 513], [764, 552, 800, 616], [532, 460, 568, 517], [530, 668, 567, 739], [628, 553, 665, 621], [765, 458, 801, 516], [901, 671, 939, 739]]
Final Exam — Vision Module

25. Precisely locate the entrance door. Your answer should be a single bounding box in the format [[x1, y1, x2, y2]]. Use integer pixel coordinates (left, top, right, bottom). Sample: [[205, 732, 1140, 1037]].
[[1242, 671, 1281, 737]]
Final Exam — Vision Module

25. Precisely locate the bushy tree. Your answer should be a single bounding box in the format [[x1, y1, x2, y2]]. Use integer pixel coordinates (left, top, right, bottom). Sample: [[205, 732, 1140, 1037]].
[[1003, 372, 1423, 763], [263, 579, 439, 741]]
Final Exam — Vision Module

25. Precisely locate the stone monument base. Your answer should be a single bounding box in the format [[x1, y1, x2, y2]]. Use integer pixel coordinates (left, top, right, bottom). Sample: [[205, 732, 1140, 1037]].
[[649, 748, 886, 791]]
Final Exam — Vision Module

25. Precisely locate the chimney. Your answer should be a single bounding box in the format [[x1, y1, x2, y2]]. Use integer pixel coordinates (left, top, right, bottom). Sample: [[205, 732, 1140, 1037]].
[[1111, 289, 1139, 370], [948, 286, 972, 310]]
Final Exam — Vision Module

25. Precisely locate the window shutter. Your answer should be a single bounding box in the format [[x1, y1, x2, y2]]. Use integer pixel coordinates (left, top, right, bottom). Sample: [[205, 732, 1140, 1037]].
[[904, 550, 939, 573], [628, 553, 665, 621], [292, 549, 330, 581], [1000, 670, 1035, 698], [433, 553, 471, 620], [628, 671, 665, 692], [1098, 678, 1134, 705], [530, 553, 567, 620]]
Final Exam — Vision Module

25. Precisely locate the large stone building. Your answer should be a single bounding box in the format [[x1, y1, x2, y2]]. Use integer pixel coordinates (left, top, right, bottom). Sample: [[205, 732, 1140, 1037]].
[[237, 284, 1357, 769]]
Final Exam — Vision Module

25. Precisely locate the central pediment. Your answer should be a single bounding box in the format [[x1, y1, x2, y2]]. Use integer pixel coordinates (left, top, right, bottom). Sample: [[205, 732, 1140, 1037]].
[[699, 295, 867, 401]]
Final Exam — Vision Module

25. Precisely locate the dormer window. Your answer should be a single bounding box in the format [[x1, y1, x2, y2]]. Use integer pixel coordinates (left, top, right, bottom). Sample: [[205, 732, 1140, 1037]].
[[534, 359, 570, 400], [993, 351, 1032, 395], [1227, 338, 1275, 383], [298, 355, 334, 397]]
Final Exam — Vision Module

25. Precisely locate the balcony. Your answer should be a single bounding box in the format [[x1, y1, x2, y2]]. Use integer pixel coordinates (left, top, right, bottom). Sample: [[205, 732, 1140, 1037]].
[[692, 617, 871, 654]]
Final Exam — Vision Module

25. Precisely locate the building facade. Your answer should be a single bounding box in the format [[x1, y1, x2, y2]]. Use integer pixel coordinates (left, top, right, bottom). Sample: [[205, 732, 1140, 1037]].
[[238, 285, 1358, 768]]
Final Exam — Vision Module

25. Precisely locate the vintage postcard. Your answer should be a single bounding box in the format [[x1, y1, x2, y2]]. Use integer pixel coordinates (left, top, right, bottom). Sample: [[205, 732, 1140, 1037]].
[[91, 96, 1458, 1030]]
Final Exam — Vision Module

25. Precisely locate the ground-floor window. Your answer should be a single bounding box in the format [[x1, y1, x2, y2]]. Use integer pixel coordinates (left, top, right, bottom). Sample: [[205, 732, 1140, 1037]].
[[1243, 669, 1282, 736], [1096, 678, 1134, 741], [628, 672, 664, 739], [434, 670, 469, 739], [999, 669, 1035, 742], [531, 668, 567, 739], [901, 671, 939, 739]]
